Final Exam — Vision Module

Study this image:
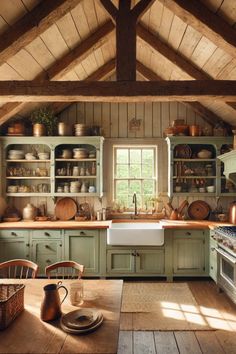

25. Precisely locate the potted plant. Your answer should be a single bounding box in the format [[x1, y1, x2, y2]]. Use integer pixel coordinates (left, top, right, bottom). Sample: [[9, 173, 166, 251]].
[[30, 107, 58, 136]]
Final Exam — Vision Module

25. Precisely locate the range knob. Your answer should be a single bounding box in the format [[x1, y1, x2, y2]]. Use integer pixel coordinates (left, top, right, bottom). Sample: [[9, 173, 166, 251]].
[[223, 240, 229, 247]]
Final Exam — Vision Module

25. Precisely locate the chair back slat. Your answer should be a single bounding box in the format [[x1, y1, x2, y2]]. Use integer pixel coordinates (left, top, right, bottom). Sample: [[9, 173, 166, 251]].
[[45, 261, 84, 279], [0, 259, 38, 279]]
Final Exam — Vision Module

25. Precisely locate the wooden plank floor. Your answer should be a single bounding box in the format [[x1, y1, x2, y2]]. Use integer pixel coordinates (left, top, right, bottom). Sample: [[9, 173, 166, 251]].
[[118, 280, 236, 354]]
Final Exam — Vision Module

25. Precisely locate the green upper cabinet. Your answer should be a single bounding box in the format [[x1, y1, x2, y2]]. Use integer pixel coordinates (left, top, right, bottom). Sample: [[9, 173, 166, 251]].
[[64, 230, 100, 276], [0, 136, 104, 198], [166, 136, 233, 197], [173, 229, 208, 275], [0, 230, 30, 262]]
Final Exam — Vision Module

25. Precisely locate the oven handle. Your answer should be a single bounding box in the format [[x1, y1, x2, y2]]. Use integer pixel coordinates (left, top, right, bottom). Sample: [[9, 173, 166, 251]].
[[216, 248, 236, 264]]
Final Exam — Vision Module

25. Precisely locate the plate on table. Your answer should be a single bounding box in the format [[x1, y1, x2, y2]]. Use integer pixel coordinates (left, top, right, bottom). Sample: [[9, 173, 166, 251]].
[[61, 309, 103, 334]]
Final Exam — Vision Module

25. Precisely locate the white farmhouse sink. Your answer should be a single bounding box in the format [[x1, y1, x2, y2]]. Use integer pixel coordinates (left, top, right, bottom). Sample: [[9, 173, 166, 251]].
[[107, 222, 164, 246]]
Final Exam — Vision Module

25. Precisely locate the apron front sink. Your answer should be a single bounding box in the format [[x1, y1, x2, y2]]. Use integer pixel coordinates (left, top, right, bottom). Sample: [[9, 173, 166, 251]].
[[107, 222, 164, 246]]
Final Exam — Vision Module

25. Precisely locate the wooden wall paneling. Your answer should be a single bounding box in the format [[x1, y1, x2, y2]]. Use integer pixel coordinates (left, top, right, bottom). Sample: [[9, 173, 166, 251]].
[[84, 102, 94, 127], [40, 24, 69, 60], [77, 102, 85, 123], [101, 39, 114, 64], [110, 103, 119, 138], [74, 62, 88, 80], [93, 102, 102, 128], [186, 104, 196, 126], [144, 102, 153, 138], [7, 49, 43, 79], [135, 102, 145, 138], [25, 37, 55, 71], [127, 103, 136, 138], [71, 3, 90, 40], [217, 0, 236, 26], [82, 0, 98, 33], [80, 52, 99, 77], [0, 17, 9, 35], [93, 47, 105, 68], [67, 104, 77, 129], [56, 12, 81, 50], [102, 102, 110, 138], [178, 102, 187, 121], [152, 102, 161, 138], [168, 15, 187, 51], [202, 48, 233, 79], [178, 26, 202, 58], [22, 0, 41, 11], [217, 58, 236, 79], [161, 102, 170, 137], [118, 103, 128, 138], [60, 70, 79, 80], [158, 6, 174, 42], [190, 36, 217, 69], [200, 0, 224, 13]]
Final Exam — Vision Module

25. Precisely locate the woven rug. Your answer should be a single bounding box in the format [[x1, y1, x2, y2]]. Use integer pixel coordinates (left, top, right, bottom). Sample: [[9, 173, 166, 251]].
[[120, 282, 212, 330]]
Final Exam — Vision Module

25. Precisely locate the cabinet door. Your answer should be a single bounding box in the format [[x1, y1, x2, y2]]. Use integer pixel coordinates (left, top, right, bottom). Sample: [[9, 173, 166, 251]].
[[107, 249, 134, 274], [135, 249, 165, 274], [65, 230, 99, 275], [31, 240, 62, 276], [0, 239, 29, 262], [209, 237, 217, 282], [173, 238, 205, 274]]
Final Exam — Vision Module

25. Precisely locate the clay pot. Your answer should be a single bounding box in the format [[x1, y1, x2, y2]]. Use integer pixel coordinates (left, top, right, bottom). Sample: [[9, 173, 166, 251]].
[[33, 123, 46, 137], [23, 203, 37, 221]]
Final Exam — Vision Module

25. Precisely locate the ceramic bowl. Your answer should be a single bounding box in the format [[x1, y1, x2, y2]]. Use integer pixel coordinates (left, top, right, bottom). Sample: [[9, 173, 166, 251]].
[[206, 185, 215, 193], [38, 152, 49, 160], [197, 149, 212, 159]]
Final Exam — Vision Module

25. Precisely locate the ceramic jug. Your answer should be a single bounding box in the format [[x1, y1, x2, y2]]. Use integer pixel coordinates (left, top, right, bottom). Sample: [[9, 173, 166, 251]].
[[40, 282, 68, 322], [22, 203, 37, 221]]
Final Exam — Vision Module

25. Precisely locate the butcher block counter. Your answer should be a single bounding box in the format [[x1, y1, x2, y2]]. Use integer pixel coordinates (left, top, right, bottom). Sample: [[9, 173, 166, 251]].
[[0, 219, 230, 229]]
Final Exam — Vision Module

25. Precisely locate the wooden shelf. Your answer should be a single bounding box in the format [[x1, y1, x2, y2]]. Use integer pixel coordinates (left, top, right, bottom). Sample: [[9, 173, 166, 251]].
[[6, 159, 50, 163], [55, 158, 96, 162], [173, 176, 216, 179], [55, 175, 96, 179], [6, 176, 50, 179], [6, 193, 51, 197], [174, 158, 215, 162]]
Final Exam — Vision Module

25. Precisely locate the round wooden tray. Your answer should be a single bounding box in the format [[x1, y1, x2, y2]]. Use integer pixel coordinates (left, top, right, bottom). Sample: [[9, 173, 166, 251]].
[[55, 197, 77, 221], [188, 200, 211, 220]]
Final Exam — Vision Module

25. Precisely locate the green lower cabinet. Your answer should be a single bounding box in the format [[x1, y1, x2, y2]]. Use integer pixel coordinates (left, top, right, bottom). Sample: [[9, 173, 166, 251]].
[[173, 230, 208, 275], [209, 234, 218, 282], [31, 239, 63, 276], [106, 248, 165, 276], [64, 230, 99, 276], [0, 230, 30, 262]]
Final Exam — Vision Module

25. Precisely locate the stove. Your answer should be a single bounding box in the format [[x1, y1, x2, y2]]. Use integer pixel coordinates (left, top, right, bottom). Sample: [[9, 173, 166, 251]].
[[213, 226, 236, 304]]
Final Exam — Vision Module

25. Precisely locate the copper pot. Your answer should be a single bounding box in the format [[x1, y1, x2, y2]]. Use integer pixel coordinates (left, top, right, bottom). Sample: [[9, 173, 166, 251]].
[[229, 201, 236, 224], [33, 123, 46, 136]]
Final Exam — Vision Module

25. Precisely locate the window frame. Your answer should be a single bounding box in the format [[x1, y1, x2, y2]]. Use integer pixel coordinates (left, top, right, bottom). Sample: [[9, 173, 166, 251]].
[[112, 144, 158, 210]]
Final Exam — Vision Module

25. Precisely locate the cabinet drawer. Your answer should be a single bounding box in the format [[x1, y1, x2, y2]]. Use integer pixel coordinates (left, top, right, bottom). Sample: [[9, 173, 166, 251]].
[[31, 230, 61, 239], [35, 242, 60, 255], [65, 230, 99, 237], [173, 229, 205, 239], [0, 230, 27, 238]]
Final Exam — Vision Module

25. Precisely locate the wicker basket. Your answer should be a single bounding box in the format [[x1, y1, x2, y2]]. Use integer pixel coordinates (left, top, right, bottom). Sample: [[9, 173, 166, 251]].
[[0, 284, 25, 330]]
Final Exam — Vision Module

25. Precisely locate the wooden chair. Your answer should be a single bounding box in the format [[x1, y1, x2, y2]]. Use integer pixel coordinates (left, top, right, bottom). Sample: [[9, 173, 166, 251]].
[[45, 261, 84, 279], [0, 259, 38, 279]]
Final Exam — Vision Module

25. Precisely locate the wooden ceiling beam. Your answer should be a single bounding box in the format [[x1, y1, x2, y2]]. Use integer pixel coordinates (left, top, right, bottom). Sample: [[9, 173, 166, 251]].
[[159, 0, 236, 59], [137, 24, 236, 112], [0, 80, 235, 102], [0, 0, 82, 65], [136, 61, 224, 127], [46, 20, 115, 80]]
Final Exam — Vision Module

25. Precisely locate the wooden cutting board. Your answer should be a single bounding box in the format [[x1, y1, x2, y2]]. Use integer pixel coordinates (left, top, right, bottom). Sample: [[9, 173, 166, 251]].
[[188, 200, 211, 220], [55, 197, 77, 221]]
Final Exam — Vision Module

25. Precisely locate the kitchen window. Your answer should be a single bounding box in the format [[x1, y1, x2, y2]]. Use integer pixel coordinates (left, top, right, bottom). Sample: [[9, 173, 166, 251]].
[[113, 146, 157, 210]]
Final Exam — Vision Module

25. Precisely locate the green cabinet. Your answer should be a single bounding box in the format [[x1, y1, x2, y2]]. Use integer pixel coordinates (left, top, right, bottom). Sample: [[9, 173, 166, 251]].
[[30, 230, 63, 276], [173, 229, 208, 275], [0, 230, 30, 262], [107, 247, 165, 276], [64, 230, 99, 276], [209, 233, 217, 282]]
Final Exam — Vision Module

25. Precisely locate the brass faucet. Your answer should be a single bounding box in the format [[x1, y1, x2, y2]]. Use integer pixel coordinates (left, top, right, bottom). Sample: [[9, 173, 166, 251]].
[[132, 192, 138, 217]]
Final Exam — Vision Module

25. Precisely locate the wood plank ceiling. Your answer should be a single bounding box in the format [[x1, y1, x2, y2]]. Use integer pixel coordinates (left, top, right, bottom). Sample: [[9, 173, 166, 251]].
[[0, 0, 235, 127]]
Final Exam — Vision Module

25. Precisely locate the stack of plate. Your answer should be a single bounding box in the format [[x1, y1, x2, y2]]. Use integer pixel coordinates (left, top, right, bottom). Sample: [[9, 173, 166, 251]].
[[8, 150, 24, 160], [60, 308, 103, 334], [74, 124, 89, 136], [73, 148, 88, 159]]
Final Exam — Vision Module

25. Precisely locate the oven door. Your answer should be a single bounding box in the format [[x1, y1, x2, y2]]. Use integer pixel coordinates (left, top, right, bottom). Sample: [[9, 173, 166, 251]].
[[216, 247, 236, 303]]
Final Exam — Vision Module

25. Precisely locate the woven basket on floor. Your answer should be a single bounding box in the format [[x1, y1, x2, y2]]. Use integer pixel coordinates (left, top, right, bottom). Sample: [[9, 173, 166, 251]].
[[0, 284, 25, 330]]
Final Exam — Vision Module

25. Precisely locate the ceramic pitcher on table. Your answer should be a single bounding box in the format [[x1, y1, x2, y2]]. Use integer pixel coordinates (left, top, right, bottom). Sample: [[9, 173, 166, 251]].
[[40, 282, 68, 321]]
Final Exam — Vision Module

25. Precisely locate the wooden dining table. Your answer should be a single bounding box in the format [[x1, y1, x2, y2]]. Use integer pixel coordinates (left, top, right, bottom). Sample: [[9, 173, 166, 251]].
[[0, 279, 123, 354]]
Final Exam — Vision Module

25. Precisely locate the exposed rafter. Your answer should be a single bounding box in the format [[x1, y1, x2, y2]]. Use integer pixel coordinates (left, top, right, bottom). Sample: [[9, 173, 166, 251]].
[[158, 0, 236, 59], [0, 0, 82, 65], [137, 24, 236, 112], [136, 61, 227, 127], [0, 81, 235, 103]]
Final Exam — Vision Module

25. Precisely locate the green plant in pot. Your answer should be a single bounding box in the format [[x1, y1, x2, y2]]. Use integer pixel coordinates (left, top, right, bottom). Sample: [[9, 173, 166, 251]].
[[30, 107, 58, 136]]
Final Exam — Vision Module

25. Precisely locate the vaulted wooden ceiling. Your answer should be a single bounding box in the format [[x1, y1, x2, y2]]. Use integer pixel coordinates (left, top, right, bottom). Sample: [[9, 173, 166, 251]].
[[0, 0, 235, 127]]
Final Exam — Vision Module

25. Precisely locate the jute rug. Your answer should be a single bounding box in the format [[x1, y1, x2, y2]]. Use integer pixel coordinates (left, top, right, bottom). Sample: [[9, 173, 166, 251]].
[[120, 282, 212, 331]]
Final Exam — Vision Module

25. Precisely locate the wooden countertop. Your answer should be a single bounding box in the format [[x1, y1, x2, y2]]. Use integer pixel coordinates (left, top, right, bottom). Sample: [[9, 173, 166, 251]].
[[0, 219, 231, 230], [0, 220, 112, 229]]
